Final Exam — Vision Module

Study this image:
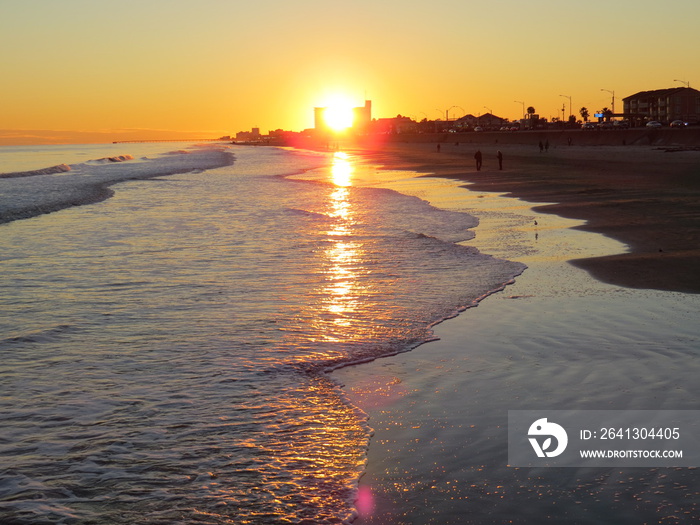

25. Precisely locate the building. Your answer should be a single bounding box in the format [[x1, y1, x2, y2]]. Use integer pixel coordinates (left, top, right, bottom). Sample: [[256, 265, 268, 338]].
[[235, 128, 262, 142], [353, 100, 372, 132], [454, 112, 508, 130], [370, 115, 416, 134], [314, 100, 372, 133], [313, 107, 327, 132], [623, 87, 700, 124]]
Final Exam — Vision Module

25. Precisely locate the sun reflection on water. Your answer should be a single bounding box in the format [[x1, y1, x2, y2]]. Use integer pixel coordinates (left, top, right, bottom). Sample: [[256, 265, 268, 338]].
[[281, 151, 395, 360], [331, 151, 352, 187], [309, 152, 372, 343]]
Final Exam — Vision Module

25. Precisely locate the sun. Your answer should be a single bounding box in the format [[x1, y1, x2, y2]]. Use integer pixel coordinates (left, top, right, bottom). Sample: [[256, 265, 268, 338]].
[[322, 98, 355, 132]]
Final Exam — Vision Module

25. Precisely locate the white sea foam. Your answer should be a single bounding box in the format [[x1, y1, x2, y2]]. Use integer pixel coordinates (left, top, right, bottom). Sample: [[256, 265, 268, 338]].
[[86, 154, 135, 164], [0, 144, 233, 224]]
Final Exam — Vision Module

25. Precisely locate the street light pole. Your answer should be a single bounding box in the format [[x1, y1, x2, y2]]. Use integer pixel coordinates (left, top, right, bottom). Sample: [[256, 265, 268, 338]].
[[559, 94, 572, 122], [674, 79, 690, 88], [446, 105, 459, 122], [434, 109, 443, 132], [438, 106, 459, 122], [601, 89, 615, 116]]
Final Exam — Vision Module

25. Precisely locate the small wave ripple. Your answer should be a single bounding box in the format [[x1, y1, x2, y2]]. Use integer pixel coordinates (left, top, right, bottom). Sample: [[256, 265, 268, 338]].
[[0, 164, 71, 178], [86, 154, 134, 164]]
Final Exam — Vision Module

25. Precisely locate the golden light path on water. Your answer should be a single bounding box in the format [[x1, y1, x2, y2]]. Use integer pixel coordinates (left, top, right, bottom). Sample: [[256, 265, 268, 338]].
[[262, 148, 524, 521], [320, 152, 377, 517], [324, 153, 360, 334], [301, 151, 380, 347], [253, 151, 376, 521]]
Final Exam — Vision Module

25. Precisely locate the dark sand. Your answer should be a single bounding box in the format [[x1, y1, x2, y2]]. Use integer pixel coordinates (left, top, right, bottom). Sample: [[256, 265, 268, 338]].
[[349, 139, 700, 294]]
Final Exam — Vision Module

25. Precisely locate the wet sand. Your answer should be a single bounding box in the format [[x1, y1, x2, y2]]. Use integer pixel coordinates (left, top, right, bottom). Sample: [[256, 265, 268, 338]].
[[332, 140, 700, 524], [351, 140, 700, 294]]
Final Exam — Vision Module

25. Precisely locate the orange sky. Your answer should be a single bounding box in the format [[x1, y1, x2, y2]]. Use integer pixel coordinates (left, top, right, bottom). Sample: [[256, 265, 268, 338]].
[[1, 0, 698, 144]]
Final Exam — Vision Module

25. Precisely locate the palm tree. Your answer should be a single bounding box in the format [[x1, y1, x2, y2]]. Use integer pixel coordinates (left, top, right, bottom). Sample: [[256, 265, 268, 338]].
[[580, 107, 589, 122], [527, 106, 536, 116]]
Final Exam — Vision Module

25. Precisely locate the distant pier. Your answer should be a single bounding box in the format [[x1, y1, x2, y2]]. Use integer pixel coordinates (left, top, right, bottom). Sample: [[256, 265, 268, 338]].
[[112, 138, 226, 144]]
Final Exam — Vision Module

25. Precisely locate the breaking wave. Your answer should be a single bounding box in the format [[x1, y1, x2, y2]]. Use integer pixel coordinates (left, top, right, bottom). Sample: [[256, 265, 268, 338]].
[[0, 163, 71, 178], [0, 145, 234, 224], [86, 154, 135, 164]]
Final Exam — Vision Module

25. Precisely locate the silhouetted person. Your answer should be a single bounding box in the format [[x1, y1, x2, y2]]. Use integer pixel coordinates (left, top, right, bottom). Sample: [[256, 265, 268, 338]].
[[539, 141, 544, 153], [474, 150, 482, 171], [437, 143, 441, 153], [497, 150, 503, 170]]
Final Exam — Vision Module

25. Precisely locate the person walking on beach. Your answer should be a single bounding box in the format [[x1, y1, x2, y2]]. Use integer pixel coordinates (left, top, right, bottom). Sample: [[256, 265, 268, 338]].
[[497, 150, 503, 170], [474, 149, 482, 171], [539, 141, 544, 153]]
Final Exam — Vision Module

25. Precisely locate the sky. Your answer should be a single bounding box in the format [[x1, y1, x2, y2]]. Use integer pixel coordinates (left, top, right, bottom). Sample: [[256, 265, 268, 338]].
[[1, 0, 698, 144]]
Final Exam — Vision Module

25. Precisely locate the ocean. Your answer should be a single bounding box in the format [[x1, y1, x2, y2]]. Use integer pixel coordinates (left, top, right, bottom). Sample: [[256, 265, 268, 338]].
[[0, 143, 524, 524]]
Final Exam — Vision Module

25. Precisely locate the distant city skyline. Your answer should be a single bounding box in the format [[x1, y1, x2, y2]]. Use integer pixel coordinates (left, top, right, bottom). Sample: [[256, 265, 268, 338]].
[[1, 0, 698, 144]]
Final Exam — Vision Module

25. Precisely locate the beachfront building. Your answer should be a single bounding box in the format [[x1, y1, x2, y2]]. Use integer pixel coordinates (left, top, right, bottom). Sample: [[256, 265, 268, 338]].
[[313, 107, 329, 134], [453, 112, 508, 131], [235, 128, 262, 142], [353, 100, 372, 132], [314, 100, 372, 133], [623, 87, 700, 125], [370, 115, 417, 134]]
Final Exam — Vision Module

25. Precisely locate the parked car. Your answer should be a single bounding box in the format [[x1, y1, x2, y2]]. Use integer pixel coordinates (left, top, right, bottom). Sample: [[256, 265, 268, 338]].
[[474, 126, 483, 132], [670, 120, 688, 128], [582, 122, 597, 130], [646, 121, 663, 128]]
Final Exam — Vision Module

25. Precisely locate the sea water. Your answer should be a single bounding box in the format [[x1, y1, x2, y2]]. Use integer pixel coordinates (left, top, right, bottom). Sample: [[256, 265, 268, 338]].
[[0, 143, 524, 524]]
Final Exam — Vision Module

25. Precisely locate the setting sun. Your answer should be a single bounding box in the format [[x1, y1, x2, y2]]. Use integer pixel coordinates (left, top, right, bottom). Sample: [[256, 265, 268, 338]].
[[323, 104, 354, 131], [320, 97, 356, 132]]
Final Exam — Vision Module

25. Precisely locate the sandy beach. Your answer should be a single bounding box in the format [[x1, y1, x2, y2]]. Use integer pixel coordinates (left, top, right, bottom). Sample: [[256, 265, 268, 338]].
[[351, 137, 700, 294], [332, 136, 700, 524]]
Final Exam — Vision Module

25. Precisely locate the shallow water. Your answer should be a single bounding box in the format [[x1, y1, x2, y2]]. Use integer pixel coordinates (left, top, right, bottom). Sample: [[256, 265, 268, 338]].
[[335, 182, 700, 524], [0, 144, 524, 523]]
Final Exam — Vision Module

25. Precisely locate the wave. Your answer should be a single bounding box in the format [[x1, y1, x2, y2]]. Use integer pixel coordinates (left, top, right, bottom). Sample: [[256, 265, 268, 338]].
[[0, 163, 71, 178], [1, 324, 76, 346], [0, 146, 235, 225], [285, 207, 332, 220], [86, 154, 134, 164], [164, 149, 192, 155]]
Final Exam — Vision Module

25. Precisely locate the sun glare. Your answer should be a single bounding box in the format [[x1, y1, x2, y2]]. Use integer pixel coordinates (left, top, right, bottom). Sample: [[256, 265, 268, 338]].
[[322, 99, 355, 131]]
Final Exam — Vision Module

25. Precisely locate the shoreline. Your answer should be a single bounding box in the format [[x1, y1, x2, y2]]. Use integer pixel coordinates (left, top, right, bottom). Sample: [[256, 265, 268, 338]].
[[347, 140, 700, 294], [331, 143, 700, 523]]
